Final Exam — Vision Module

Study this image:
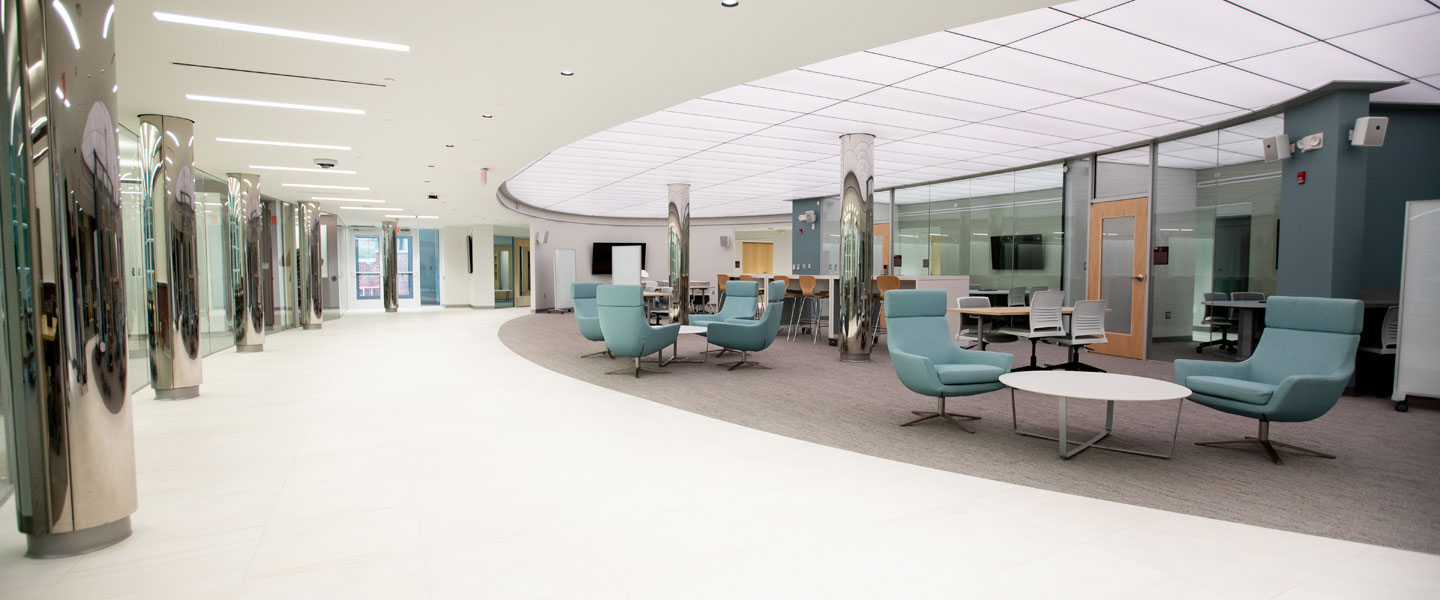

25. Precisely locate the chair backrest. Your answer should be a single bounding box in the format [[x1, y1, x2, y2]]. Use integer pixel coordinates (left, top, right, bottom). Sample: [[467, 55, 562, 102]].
[[1202, 291, 1228, 322], [572, 282, 601, 318], [799, 275, 818, 296], [757, 280, 789, 346], [970, 283, 982, 291], [1070, 299, 1107, 339], [643, 281, 657, 292], [738, 275, 754, 281], [1232, 291, 1265, 302], [1028, 286, 1048, 294], [877, 275, 901, 295], [772, 274, 789, 290], [714, 280, 759, 320], [1381, 305, 1399, 349], [956, 296, 990, 332], [1248, 296, 1363, 386], [1028, 290, 1066, 335], [717, 273, 729, 293], [885, 289, 959, 364], [596, 285, 652, 355], [1008, 286, 1026, 307]]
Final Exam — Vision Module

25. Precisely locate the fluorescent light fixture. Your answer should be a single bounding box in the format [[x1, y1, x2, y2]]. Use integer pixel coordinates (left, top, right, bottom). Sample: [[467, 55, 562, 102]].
[[973, 233, 989, 236], [311, 197, 384, 203], [383, 214, 416, 218], [103, 5, 116, 39], [249, 165, 356, 174], [418, 216, 439, 219], [51, 1, 80, 50], [186, 94, 364, 115], [153, 12, 409, 52], [281, 183, 368, 190], [217, 137, 351, 150], [341, 206, 393, 211]]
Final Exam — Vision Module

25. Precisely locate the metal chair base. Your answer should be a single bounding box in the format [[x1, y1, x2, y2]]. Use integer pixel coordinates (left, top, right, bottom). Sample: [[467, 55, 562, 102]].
[[581, 349, 613, 359], [1196, 421, 1334, 465], [605, 357, 671, 378], [1046, 346, 1106, 372], [901, 397, 980, 433], [719, 350, 769, 371]]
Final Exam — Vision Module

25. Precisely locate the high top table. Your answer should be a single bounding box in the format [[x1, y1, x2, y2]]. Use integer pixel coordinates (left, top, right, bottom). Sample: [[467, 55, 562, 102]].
[[1001, 371, 1190, 460]]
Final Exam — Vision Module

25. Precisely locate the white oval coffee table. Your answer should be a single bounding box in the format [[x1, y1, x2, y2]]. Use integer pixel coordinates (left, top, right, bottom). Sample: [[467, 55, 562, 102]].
[[1000, 371, 1191, 460]]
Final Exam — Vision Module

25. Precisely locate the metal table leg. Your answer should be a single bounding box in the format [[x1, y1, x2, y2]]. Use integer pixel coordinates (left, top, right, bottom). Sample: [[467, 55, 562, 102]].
[[1011, 390, 1184, 459]]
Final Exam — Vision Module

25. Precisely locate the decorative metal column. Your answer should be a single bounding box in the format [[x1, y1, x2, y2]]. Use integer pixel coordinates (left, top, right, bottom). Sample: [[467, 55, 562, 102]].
[[298, 202, 324, 329], [667, 183, 690, 324], [838, 133, 875, 362], [228, 173, 264, 351], [139, 115, 202, 399], [5, 0, 137, 557], [382, 220, 399, 312]]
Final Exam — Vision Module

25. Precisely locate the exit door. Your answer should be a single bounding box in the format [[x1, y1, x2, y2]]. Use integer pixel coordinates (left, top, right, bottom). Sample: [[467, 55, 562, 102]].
[[1087, 196, 1149, 359]]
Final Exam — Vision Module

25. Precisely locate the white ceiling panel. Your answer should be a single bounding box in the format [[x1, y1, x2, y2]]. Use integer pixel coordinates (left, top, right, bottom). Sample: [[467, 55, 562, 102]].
[[1032, 99, 1172, 130], [896, 69, 1070, 110], [1013, 20, 1218, 81], [986, 112, 1117, 139], [951, 47, 1134, 97], [878, 140, 987, 161], [1092, 0, 1313, 63], [1155, 66, 1303, 109], [1089, 84, 1238, 120], [1051, 0, 1131, 18], [849, 87, 1016, 121], [1330, 13, 1440, 79], [1228, 0, 1437, 40], [783, 114, 928, 141], [1087, 130, 1152, 147], [816, 102, 968, 131], [1232, 43, 1406, 89], [667, 98, 802, 124], [944, 123, 1069, 147], [1045, 140, 1110, 154], [802, 51, 938, 85], [747, 69, 884, 100], [731, 135, 836, 154], [948, 8, 1074, 44], [906, 133, 1026, 154], [1372, 81, 1440, 103], [637, 111, 771, 134], [869, 31, 997, 66], [606, 121, 740, 143], [703, 84, 839, 113], [1005, 147, 1072, 161]]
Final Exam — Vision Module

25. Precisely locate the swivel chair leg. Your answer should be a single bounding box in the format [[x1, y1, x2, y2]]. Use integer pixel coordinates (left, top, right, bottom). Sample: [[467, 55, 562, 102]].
[[901, 396, 980, 433], [1011, 339, 1048, 372], [581, 348, 613, 359], [1196, 420, 1335, 465], [719, 350, 770, 371], [606, 356, 672, 378]]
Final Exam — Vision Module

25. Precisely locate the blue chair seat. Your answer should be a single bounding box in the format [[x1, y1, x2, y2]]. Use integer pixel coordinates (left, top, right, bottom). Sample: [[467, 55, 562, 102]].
[[1185, 375, 1275, 405], [935, 364, 1006, 385]]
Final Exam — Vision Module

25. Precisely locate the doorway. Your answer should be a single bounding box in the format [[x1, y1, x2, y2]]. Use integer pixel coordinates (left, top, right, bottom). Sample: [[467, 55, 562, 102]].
[[514, 237, 531, 307], [1087, 196, 1149, 359], [419, 229, 439, 306], [494, 236, 514, 308], [740, 241, 773, 274]]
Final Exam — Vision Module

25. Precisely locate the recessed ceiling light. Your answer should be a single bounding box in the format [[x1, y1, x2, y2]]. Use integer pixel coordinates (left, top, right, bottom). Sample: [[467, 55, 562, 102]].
[[281, 183, 369, 190], [560, 70, 574, 76], [341, 206, 393, 211], [721, 0, 740, 6], [217, 137, 351, 150], [481, 114, 493, 119], [187, 94, 364, 115], [153, 12, 410, 51], [250, 165, 356, 174], [311, 197, 384, 203]]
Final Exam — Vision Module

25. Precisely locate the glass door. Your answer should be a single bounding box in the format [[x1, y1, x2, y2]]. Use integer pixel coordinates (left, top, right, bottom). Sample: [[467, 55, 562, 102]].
[[1087, 196, 1149, 359], [419, 229, 439, 305]]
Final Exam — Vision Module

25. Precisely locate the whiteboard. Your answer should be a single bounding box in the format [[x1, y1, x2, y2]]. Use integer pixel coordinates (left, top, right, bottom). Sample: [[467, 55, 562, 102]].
[[612, 245, 642, 286], [553, 248, 576, 311], [1395, 199, 1440, 402]]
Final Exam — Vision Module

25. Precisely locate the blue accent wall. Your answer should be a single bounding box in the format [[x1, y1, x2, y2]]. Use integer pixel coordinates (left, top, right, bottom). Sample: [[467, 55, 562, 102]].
[[1362, 104, 1440, 295], [791, 199, 821, 274]]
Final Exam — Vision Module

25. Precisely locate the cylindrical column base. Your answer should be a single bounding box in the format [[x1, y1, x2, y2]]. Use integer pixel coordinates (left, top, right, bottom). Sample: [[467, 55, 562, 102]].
[[26, 517, 132, 559], [154, 386, 200, 400], [840, 353, 871, 363], [385, 307, 398, 313], [302, 323, 323, 330], [236, 345, 264, 353]]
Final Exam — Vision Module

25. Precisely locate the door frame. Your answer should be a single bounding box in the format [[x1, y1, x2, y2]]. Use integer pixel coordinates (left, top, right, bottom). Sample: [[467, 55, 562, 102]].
[[1086, 196, 1149, 359]]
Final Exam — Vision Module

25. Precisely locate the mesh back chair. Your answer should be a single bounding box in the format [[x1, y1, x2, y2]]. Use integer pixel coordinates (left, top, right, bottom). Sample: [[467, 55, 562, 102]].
[[1050, 300, 1108, 372], [1007, 286, 1027, 307], [1197, 292, 1238, 353], [790, 275, 830, 343], [885, 290, 1013, 433], [571, 282, 611, 358], [954, 296, 991, 349], [998, 290, 1066, 372], [597, 285, 682, 378], [1232, 291, 1265, 302]]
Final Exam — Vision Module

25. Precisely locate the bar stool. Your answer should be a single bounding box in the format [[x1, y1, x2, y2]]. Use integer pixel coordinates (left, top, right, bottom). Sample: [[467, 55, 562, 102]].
[[771, 274, 793, 336], [874, 275, 900, 343], [717, 274, 729, 312], [790, 275, 829, 344], [738, 275, 754, 281]]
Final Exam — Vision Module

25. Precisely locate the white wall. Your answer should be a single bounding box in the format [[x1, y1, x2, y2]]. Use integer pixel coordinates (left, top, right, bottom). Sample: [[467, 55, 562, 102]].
[[440, 226, 470, 306], [470, 225, 497, 308]]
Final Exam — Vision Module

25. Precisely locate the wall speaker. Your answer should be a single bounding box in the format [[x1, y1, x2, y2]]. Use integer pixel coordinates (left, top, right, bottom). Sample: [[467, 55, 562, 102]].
[[1350, 116, 1388, 147], [1262, 135, 1292, 163], [720, 235, 730, 248]]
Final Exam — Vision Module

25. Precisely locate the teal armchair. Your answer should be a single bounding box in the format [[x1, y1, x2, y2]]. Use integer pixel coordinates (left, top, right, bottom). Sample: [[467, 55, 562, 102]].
[[571, 282, 610, 358], [597, 285, 682, 377], [885, 289, 1014, 433], [1175, 296, 1363, 464], [707, 281, 786, 370], [690, 280, 758, 326]]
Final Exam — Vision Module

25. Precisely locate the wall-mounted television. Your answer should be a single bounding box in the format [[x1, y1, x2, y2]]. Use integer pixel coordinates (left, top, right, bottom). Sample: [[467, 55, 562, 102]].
[[591, 242, 646, 275], [990, 234, 1045, 270]]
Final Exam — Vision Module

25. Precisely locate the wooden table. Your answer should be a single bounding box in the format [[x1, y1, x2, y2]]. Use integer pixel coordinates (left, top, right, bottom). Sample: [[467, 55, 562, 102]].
[[1202, 300, 1265, 359], [949, 306, 1077, 351]]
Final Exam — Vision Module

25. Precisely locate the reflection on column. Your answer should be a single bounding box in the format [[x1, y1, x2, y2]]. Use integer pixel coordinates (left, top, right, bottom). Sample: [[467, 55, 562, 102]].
[[667, 183, 690, 324], [298, 202, 323, 329], [382, 220, 399, 312], [7, 0, 137, 557], [139, 115, 202, 400], [228, 173, 264, 351], [838, 133, 875, 362]]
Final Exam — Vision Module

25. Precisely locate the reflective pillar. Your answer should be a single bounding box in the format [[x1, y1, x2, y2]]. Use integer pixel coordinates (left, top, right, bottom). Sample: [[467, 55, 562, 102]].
[[228, 173, 264, 351], [838, 133, 875, 362], [6, 0, 136, 557], [667, 184, 690, 324], [139, 115, 202, 399], [298, 202, 323, 329], [382, 220, 399, 312]]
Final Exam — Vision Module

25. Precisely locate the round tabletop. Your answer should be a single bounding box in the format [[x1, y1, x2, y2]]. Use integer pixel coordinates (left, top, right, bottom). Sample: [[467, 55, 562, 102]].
[[677, 325, 707, 335], [999, 371, 1191, 402]]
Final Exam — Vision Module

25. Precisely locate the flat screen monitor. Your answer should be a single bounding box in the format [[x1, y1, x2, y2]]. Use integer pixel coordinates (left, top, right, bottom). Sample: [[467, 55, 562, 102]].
[[990, 234, 1045, 270], [591, 242, 646, 275]]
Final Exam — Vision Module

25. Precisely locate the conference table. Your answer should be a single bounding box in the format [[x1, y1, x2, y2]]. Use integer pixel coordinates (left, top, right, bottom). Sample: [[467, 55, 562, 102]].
[[949, 305, 1079, 351], [1201, 299, 1266, 359]]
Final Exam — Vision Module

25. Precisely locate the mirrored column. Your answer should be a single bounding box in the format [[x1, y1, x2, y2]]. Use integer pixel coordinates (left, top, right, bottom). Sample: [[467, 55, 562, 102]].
[[228, 173, 264, 351], [298, 202, 323, 329], [139, 115, 202, 399], [667, 184, 690, 324], [382, 220, 399, 312], [838, 133, 875, 362]]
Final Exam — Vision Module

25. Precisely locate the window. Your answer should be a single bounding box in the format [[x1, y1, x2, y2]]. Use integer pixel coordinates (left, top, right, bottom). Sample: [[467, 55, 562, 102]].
[[356, 235, 380, 299], [397, 236, 414, 299]]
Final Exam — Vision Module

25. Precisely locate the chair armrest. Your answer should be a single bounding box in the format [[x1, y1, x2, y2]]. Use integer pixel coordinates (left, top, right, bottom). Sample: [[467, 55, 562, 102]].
[[891, 349, 943, 394], [647, 323, 682, 350], [706, 320, 757, 348], [1267, 371, 1351, 422], [1173, 358, 1249, 383], [954, 347, 1015, 373]]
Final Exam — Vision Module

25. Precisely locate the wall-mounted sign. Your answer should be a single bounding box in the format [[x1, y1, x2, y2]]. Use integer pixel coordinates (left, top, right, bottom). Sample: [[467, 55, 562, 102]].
[[1153, 246, 1169, 265]]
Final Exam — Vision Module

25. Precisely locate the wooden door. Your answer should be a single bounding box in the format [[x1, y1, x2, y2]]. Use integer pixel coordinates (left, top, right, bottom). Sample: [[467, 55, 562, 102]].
[[515, 237, 531, 307], [1087, 197, 1149, 359], [741, 242, 773, 274]]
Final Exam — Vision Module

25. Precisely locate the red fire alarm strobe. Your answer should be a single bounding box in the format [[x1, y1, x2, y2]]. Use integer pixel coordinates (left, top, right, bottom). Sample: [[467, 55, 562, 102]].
[[797, 228, 803, 235], [1296, 171, 1306, 185]]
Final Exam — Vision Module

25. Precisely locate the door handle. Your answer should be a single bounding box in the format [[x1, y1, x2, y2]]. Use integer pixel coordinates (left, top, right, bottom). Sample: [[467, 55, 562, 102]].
[[1133, 274, 1145, 281]]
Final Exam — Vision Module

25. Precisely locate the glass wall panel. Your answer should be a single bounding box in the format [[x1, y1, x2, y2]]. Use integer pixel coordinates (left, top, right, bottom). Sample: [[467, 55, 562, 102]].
[[1095, 147, 1151, 201], [194, 170, 232, 356], [1062, 157, 1092, 305], [118, 127, 149, 392]]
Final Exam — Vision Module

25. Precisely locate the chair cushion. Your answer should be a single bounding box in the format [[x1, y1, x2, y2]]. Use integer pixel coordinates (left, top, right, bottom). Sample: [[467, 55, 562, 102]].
[[1185, 375, 1276, 405], [935, 363, 1005, 385]]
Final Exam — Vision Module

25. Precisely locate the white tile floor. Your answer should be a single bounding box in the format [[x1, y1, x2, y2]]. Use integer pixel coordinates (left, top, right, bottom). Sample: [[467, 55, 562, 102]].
[[1, 307, 1437, 599]]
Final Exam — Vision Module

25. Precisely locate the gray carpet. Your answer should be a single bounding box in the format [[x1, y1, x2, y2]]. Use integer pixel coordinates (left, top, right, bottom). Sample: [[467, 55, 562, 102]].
[[500, 313, 1440, 554]]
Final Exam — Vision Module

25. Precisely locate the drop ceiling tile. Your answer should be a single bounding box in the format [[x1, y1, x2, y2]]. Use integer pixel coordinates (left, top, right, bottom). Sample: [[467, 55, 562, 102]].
[[1231, 42, 1406, 89], [815, 102, 967, 131], [1012, 20, 1218, 81], [601, 122, 737, 144], [1228, 0, 1437, 39], [896, 69, 1070, 111], [702, 84, 839, 113], [878, 140, 986, 161], [802, 51, 937, 85], [667, 99, 801, 125], [944, 123, 1068, 147], [752, 125, 850, 144], [906, 133, 1026, 154], [1092, 0, 1313, 63], [1045, 140, 1110, 154], [869, 32, 997, 66], [707, 143, 829, 162], [1051, 0, 1131, 17], [1330, 13, 1440, 79], [1134, 120, 1204, 137], [985, 112, 1117, 139], [1088, 131, 1153, 147], [950, 47, 1134, 97], [1032, 99, 1172, 130], [948, 8, 1075, 44], [1371, 81, 1440, 103], [748, 69, 884, 100], [730, 135, 836, 154], [1222, 116, 1285, 139], [784, 114, 927, 141], [638, 111, 770, 135], [967, 154, 1039, 168], [1089, 84, 1239, 120], [1006, 147, 1072, 161], [589, 130, 714, 151], [849, 87, 1015, 121]]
